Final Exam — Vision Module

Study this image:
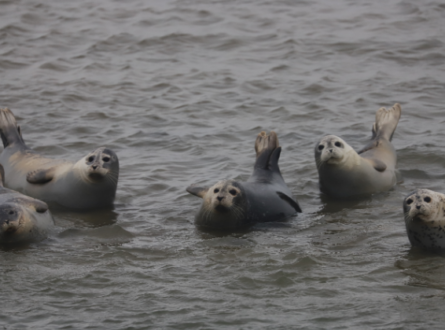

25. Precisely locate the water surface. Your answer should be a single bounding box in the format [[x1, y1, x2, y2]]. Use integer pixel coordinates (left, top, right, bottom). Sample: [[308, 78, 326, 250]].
[[1, 0, 445, 329]]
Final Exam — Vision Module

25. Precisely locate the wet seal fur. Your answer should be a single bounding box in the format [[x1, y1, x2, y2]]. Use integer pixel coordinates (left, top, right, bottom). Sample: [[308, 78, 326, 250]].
[[314, 103, 402, 199], [403, 189, 445, 250], [0, 164, 54, 244], [186, 131, 302, 230], [0, 108, 119, 210]]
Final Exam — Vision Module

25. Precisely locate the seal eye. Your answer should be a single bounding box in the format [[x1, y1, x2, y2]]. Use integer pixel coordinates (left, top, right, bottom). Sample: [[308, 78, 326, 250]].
[[229, 189, 237, 196], [406, 198, 413, 205], [424, 196, 432, 203], [8, 210, 14, 215], [88, 156, 94, 163], [214, 188, 220, 194], [318, 145, 324, 151], [102, 156, 110, 162], [335, 142, 342, 148]]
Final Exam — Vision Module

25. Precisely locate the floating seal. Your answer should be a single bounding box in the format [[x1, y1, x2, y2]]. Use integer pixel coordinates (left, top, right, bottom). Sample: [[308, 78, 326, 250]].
[[0, 164, 53, 244], [0, 108, 119, 210], [403, 189, 445, 249], [314, 103, 402, 198], [186, 131, 302, 230]]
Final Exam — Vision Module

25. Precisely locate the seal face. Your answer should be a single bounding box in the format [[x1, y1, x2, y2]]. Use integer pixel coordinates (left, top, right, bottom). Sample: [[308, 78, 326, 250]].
[[0, 165, 54, 244], [187, 131, 301, 230], [315, 103, 402, 199], [403, 189, 445, 249], [0, 108, 119, 210]]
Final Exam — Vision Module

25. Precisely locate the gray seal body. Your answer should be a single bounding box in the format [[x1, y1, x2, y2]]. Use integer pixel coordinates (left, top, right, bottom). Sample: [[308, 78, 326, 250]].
[[0, 165, 54, 244], [0, 108, 119, 210], [315, 104, 401, 199], [403, 189, 445, 250], [187, 131, 301, 230]]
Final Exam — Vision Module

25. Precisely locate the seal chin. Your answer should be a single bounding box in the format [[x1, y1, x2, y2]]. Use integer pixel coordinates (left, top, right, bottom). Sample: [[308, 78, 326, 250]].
[[88, 172, 106, 182], [1, 225, 18, 235], [214, 204, 230, 213]]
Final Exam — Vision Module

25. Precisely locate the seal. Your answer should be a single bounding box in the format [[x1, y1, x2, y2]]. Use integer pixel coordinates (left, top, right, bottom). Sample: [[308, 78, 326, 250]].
[[186, 131, 302, 230], [0, 164, 54, 244], [0, 108, 119, 210], [403, 189, 445, 249], [314, 103, 402, 198]]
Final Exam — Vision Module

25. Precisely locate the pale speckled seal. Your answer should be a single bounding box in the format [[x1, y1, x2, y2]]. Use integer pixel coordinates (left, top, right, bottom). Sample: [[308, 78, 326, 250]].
[[314, 103, 402, 199], [403, 189, 445, 249], [0, 164, 53, 244], [186, 131, 301, 230], [0, 108, 119, 210]]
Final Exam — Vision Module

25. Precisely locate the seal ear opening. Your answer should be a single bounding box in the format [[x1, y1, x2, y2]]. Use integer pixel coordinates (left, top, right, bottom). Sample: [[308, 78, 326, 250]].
[[186, 185, 208, 199]]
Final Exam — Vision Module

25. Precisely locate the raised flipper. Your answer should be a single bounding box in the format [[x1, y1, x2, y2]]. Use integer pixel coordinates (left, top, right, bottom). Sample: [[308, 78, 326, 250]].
[[254, 131, 279, 170], [358, 103, 401, 154], [276, 191, 302, 213], [372, 103, 401, 141], [367, 158, 387, 172], [27, 168, 56, 184], [186, 185, 208, 198], [0, 108, 26, 148]]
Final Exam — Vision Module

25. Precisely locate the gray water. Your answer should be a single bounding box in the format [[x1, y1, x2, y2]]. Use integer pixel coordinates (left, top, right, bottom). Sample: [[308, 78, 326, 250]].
[[1, 0, 445, 329]]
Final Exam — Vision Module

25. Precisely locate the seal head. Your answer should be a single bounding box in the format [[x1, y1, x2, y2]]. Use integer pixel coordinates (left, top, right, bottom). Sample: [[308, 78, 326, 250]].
[[187, 180, 247, 230], [403, 189, 445, 249], [0, 164, 53, 244], [77, 147, 119, 183]]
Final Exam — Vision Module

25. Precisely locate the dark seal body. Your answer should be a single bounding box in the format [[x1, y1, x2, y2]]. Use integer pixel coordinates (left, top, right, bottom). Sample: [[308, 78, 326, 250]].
[[187, 131, 301, 230]]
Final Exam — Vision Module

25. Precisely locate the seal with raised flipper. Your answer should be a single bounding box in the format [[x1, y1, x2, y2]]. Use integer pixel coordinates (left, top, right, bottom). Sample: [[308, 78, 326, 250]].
[[403, 189, 445, 249], [0, 164, 54, 244], [0, 108, 119, 210], [186, 131, 302, 230], [314, 103, 402, 199]]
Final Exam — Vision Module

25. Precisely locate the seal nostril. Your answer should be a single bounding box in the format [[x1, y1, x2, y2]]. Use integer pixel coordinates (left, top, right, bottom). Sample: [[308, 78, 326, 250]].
[[92, 165, 97, 170], [416, 205, 421, 210], [217, 196, 224, 202]]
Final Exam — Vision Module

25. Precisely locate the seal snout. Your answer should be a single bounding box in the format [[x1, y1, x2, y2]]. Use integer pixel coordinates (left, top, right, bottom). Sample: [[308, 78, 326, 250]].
[[0, 206, 20, 235]]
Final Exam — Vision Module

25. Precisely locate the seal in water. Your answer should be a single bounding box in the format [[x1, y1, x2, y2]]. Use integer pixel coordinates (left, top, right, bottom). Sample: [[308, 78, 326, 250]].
[[314, 103, 402, 199], [0, 164, 54, 244], [186, 131, 302, 230], [0, 108, 119, 210], [403, 189, 445, 249]]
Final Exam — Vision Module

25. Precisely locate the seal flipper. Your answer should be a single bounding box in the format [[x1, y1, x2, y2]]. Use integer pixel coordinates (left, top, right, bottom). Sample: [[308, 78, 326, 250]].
[[357, 103, 401, 154], [0, 108, 26, 148], [186, 185, 208, 198], [372, 103, 401, 142], [367, 158, 387, 172], [27, 168, 56, 184], [276, 191, 302, 213], [254, 131, 279, 170]]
